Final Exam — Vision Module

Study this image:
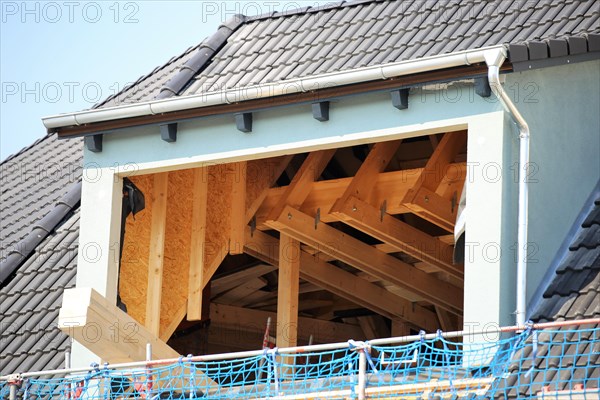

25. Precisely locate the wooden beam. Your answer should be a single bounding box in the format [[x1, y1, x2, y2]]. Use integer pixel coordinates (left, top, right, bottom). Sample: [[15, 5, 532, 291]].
[[402, 131, 467, 232], [331, 140, 402, 211], [59, 288, 179, 362], [270, 206, 463, 314], [245, 228, 440, 331], [188, 167, 209, 320], [59, 288, 218, 388], [277, 234, 300, 348], [333, 196, 463, 279], [267, 149, 336, 223], [146, 172, 169, 336], [255, 163, 466, 229], [210, 303, 365, 344]]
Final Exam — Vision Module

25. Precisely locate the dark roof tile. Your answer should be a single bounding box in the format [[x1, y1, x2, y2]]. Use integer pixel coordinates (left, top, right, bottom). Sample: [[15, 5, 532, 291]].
[[90, 0, 600, 110], [1, 133, 82, 375], [508, 192, 600, 397]]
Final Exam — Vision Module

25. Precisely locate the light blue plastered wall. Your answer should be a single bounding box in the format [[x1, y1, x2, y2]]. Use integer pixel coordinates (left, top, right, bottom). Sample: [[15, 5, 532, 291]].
[[504, 59, 600, 319], [81, 59, 599, 334]]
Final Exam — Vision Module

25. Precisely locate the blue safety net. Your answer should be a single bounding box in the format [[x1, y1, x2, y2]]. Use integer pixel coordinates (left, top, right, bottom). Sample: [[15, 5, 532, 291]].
[[1, 325, 598, 399]]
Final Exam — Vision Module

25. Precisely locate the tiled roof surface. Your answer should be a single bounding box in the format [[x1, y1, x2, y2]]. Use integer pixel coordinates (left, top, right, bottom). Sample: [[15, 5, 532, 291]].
[[96, 0, 600, 109], [0, 134, 82, 253], [0, 212, 79, 375], [0, 134, 82, 375], [497, 196, 600, 398]]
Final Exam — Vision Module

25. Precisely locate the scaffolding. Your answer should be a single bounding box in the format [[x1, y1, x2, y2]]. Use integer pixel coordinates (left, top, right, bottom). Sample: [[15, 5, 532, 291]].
[[1, 319, 598, 399]]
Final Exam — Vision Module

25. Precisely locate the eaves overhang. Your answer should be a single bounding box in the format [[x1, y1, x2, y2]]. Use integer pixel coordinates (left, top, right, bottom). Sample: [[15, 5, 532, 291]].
[[43, 45, 509, 138]]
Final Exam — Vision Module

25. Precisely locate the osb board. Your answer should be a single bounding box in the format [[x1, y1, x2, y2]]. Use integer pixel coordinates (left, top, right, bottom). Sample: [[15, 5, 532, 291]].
[[120, 170, 195, 337], [120, 157, 284, 339]]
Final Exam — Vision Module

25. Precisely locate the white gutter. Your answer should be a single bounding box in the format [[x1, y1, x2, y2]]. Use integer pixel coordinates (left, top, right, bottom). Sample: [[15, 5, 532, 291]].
[[42, 45, 506, 130], [484, 49, 531, 327]]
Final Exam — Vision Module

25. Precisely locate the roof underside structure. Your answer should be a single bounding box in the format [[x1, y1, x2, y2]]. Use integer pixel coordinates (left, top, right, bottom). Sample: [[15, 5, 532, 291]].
[[1, 0, 599, 394]]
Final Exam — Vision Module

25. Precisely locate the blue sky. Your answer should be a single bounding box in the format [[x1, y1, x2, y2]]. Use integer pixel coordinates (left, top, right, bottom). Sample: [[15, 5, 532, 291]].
[[0, 1, 326, 160]]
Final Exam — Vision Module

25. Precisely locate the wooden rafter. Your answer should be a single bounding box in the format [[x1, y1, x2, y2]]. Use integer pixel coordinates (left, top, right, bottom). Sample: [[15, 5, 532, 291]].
[[245, 228, 440, 331], [267, 149, 336, 223], [331, 140, 402, 211], [146, 172, 169, 335], [269, 206, 463, 315], [402, 131, 467, 232]]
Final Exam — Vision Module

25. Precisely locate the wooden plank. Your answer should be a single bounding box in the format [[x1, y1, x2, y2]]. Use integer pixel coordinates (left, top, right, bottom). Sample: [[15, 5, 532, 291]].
[[255, 163, 466, 229], [210, 303, 365, 344], [245, 228, 440, 331], [331, 139, 402, 211], [188, 167, 209, 320], [267, 149, 336, 222], [270, 206, 463, 314], [230, 161, 247, 255], [333, 196, 463, 279], [58, 288, 218, 388], [146, 172, 168, 336], [277, 234, 300, 348]]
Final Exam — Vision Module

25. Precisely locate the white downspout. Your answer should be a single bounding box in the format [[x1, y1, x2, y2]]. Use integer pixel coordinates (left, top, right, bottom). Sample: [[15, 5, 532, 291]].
[[484, 48, 531, 327]]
